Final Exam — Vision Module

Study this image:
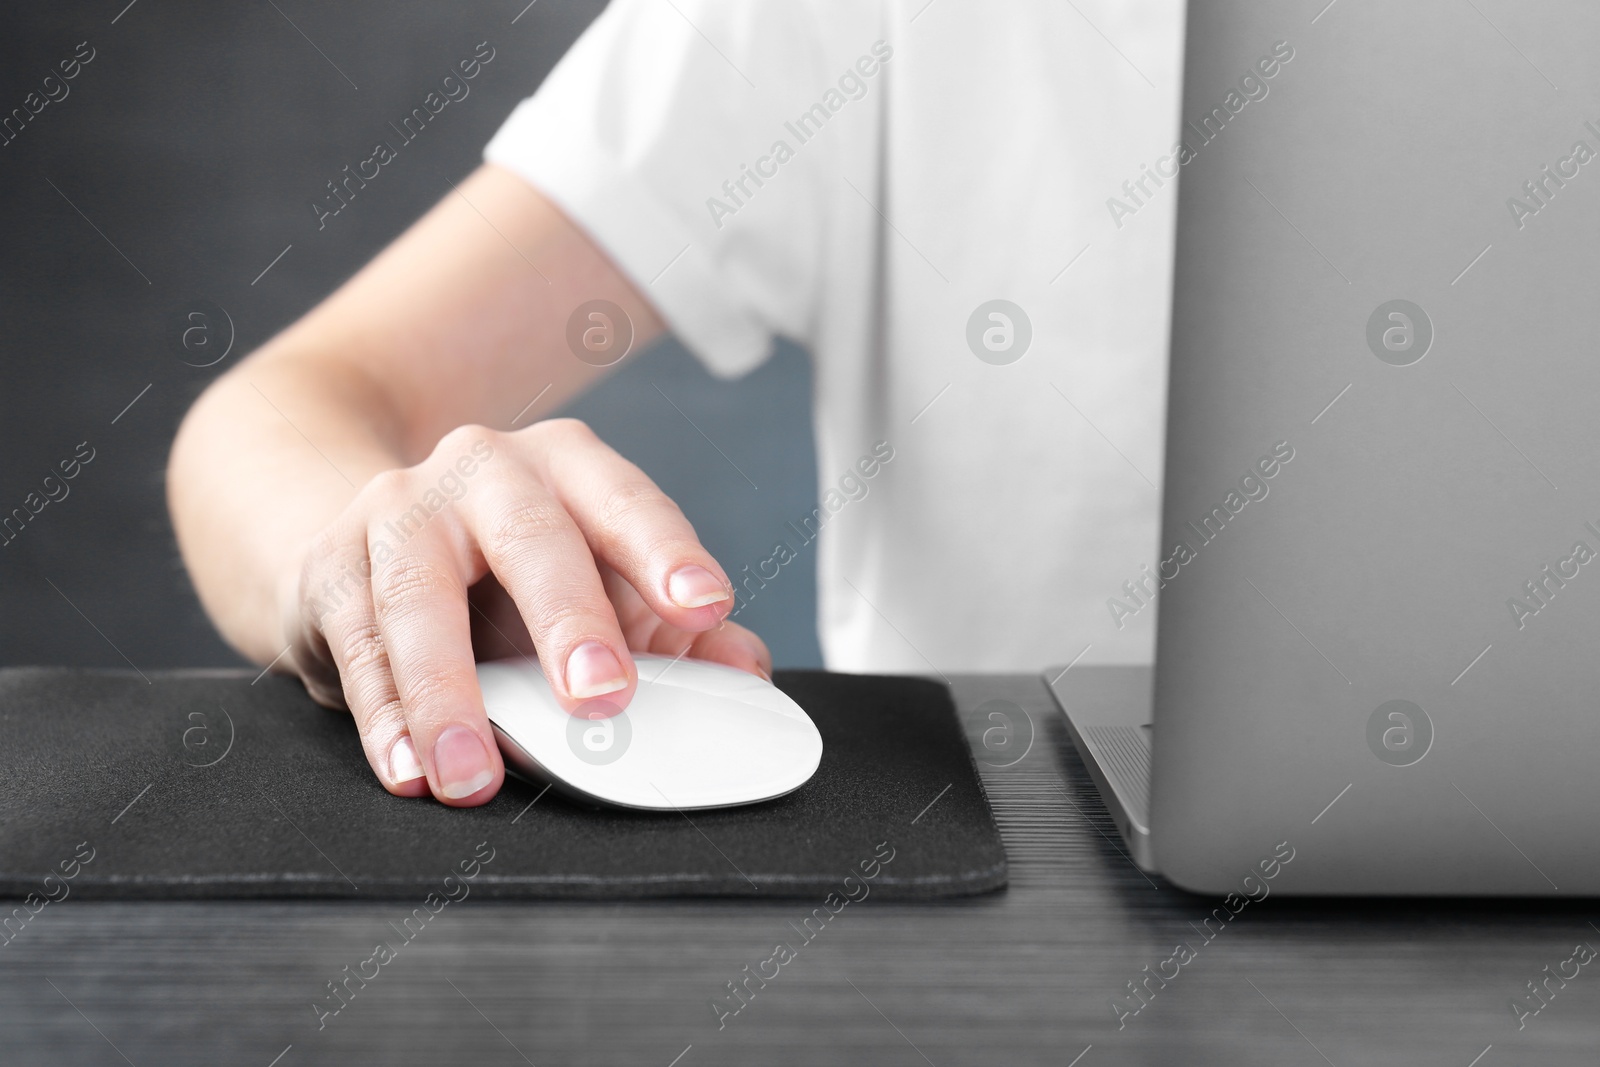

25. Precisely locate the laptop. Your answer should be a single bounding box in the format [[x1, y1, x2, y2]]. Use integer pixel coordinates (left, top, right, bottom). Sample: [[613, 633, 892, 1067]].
[[1047, 0, 1600, 895]]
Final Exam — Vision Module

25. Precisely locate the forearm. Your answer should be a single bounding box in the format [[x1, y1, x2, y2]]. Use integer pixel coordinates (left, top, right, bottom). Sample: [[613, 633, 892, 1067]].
[[167, 164, 666, 666]]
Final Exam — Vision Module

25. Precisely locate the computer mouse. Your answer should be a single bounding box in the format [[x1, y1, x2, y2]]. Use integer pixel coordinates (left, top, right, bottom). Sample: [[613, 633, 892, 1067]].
[[477, 653, 823, 811]]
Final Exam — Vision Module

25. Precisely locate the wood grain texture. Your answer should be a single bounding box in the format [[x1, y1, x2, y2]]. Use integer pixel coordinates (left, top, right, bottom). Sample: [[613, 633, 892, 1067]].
[[2, 675, 1595, 1066]]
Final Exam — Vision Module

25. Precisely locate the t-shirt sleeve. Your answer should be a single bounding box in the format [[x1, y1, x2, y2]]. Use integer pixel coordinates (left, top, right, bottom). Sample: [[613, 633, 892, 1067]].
[[486, 0, 879, 378]]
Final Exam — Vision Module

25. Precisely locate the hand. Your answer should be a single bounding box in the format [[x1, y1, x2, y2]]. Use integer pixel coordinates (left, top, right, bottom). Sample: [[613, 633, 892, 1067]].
[[280, 417, 771, 806]]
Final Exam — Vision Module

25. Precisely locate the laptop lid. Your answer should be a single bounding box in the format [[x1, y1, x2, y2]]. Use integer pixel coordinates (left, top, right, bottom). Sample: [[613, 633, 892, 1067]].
[[1151, 0, 1600, 894]]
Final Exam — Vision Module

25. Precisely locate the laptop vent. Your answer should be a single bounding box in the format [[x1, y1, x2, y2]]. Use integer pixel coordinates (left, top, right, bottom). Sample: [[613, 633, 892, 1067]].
[[1082, 725, 1152, 830]]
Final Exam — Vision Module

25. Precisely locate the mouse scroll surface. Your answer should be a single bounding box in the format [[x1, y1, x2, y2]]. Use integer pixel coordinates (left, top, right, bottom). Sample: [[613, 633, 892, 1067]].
[[476, 655, 823, 811]]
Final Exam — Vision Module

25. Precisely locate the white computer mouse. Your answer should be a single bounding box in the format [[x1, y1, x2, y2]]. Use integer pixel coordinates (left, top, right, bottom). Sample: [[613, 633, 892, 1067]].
[[477, 653, 823, 811]]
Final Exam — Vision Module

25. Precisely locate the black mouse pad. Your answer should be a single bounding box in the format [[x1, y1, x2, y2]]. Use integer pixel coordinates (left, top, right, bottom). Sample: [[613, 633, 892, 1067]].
[[0, 667, 1006, 900]]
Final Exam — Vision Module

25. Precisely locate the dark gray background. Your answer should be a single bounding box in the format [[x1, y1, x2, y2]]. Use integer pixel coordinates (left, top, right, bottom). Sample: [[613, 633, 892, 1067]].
[[0, 0, 824, 672]]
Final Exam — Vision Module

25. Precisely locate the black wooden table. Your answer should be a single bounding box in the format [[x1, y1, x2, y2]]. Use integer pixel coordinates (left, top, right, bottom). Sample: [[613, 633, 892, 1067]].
[[3, 674, 1595, 1065]]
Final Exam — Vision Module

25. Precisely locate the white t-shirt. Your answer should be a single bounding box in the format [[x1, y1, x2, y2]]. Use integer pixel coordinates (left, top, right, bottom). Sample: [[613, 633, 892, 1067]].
[[485, 0, 1185, 672]]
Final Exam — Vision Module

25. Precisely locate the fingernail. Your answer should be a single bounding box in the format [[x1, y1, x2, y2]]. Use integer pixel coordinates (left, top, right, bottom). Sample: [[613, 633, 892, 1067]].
[[668, 565, 730, 609], [389, 734, 425, 783], [566, 640, 628, 699], [433, 725, 494, 799]]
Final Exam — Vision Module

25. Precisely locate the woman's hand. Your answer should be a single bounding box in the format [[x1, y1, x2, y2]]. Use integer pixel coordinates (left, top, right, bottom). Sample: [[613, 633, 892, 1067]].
[[165, 166, 766, 806], [282, 417, 770, 806]]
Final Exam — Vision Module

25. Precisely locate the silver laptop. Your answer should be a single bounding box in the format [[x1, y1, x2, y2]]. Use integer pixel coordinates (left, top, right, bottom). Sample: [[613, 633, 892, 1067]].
[[1047, 0, 1600, 895]]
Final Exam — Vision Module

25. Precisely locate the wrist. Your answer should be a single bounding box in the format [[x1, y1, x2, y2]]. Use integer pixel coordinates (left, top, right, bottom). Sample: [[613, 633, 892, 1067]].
[[265, 543, 314, 672]]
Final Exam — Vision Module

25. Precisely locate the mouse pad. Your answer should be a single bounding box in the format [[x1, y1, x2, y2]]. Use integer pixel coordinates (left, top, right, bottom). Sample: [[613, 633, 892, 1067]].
[[0, 668, 1007, 900]]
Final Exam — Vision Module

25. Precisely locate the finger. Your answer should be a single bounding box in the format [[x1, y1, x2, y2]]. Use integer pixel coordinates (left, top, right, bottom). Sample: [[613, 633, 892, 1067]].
[[525, 420, 735, 630], [599, 566, 770, 679], [297, 527, 430, 797], [455, 458, 638, 711], [674, 619, 773, 680], [367, 498, 503, 806]]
